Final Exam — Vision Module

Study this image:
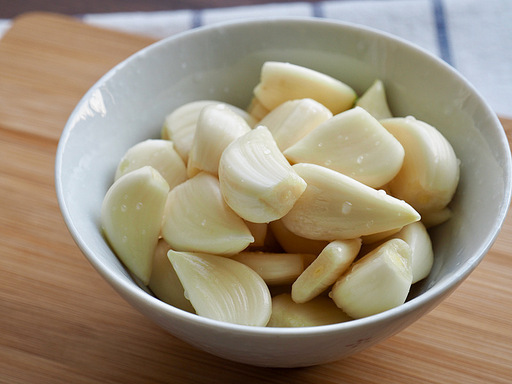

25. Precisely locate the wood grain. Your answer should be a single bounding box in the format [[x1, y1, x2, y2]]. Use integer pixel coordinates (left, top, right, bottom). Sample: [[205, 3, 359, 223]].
[[0, 0, 329, 18], [1, 12, 511, 384]]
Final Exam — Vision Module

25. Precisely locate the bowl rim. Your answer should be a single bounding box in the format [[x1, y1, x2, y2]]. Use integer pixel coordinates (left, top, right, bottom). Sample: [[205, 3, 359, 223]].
[[55, 16, 512, 336]]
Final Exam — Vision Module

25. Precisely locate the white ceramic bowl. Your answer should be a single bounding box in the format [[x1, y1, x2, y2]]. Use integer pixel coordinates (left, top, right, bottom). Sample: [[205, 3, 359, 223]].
[[55, 17, 511, 367]]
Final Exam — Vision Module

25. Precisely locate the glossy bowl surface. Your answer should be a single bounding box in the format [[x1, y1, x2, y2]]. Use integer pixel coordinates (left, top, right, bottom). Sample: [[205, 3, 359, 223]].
[[55, 17, 511, 367]]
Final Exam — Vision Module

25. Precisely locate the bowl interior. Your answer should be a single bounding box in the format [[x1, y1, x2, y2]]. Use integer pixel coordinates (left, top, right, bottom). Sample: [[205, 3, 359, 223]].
[[55, 17, 511, 362]]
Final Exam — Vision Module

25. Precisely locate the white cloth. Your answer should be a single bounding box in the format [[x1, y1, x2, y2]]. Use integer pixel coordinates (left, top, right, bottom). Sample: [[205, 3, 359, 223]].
[[2, 0, 511, 117]]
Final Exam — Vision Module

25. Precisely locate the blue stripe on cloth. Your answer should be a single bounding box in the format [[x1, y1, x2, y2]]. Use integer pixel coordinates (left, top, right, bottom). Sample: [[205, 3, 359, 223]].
[[432, 0, 453, 66], [191, 9, 203, 29], [312, 2, 324, 18]]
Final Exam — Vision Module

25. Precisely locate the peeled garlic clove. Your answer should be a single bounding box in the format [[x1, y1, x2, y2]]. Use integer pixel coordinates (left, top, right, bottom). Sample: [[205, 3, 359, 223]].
[[101, 166, 169, 285], [282, 163, 420, 241], [253, 61, 356, 114], [161, 172, 254, 256], [355, 79, 393, 120], [292, 238, 362, 303], [330, 238, 413, 319], [391, 221, 433, 284], [246, 96, 270, 121], [115, 139, 187, 191], [284, 107, 404, 188], [167, 250, 272, 326], [361, 227, 403, 244], [259, 98, 333, 151], [162, 100, 256, 162], [268, 219, 329, 255], [187, 104, 251, 178], [148, 239, 195, 312], [421, 207, 453, 228], [232, 251, 308, 285], [360, 221, 433, 283], [268, 293, 351, 327], [381, 116, 460, 214], [235, 108, 258, 128], [218, 125, 307, 223], [161, 100, 216, 161]]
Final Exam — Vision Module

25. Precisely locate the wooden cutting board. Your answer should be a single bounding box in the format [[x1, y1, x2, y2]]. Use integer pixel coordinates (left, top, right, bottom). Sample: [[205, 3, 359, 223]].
[[1, 12, 511, 383]]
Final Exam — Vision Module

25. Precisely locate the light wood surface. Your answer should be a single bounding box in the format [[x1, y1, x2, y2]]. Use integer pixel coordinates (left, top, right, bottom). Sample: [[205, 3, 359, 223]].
[[1, 12, 511, 384]]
